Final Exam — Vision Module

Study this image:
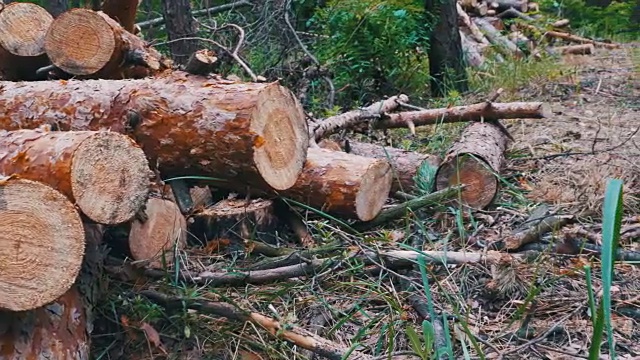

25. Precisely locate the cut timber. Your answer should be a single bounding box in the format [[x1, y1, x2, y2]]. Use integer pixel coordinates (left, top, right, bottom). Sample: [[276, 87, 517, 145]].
[[543, 30, 620, 49], [185, 49, 218, 75], [552, 19, 570, 28], [319, 140, 442, 195], [280, 148, 393, 221], [0, 129, 151, 224], [375, 101, 551, 129], [101, 0, 139, 33], [44, 8, 166, 78], [188, 198, 278, 243], [0, 177, 85, 311], [0, 71, 309, 192], [460, 31, 485, 68], [474, 17, 523, 58], [548, 43, 595, 55], [0, 223, 106, 357], [435, 122, 509, 209], [492, 0, 528, 12], [456, 3, 490, 45], [129, 197, 187, 268], [0, 3, 53, 80]]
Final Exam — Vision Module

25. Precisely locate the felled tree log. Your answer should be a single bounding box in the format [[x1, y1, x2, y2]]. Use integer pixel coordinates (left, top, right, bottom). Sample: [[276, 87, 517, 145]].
[[457, 4, 490, 46], [44, 8, 167, 78], [497, 7, 535, 21], [459, 0, 488, 15], [435, 122, 509, 209], [474, 17, 524, 58], [0, 71, 309, 192], [280, 148, 393, 221], [460, 31, 486, 68], [129, 197, 187, 268], [373, 101, 551, 129], [319, 139, 441, 195], [0, 222, 106, 357], [101, 0, 139, 33], [543, 30, 620, 49], [492, 0, 528, 12], [0, 129, 151, 225], [188, 198, 279, 244], [552, 19, 570, 28], [0, 3, 53, 80], [548, 43, 595, 55], [185, 49, 218, 75], [0, 176, 85, 311]]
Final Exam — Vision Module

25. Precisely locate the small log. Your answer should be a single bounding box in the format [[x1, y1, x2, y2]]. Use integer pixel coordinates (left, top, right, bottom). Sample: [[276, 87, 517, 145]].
[[0, 176, 85, 311], [0, 71, 309, 192], [552, 19, 570, 28], [497, 7, 534, 21], [129, 197, 187, 268], [0, 223, 106, 356], [374, 101, 551, 129], [543, 30, 620, 49], [184, 49, 218, 75], [0, 129, 151, 225], [44, 8, 167, 78], [487, 9, 497, 15], [101, 0, 139, 33], [474, 17, 523, 58], [456, 3, 490, 45], [548, 43, 595, 55], [459, 0, 488, 15], [492, 0, 528, 12], [319, 139, 441, 195], [435, 122, 510, 209], [280, 148, 393, 221], [188, 198, 279, 243], [0, 3, 53, 80]]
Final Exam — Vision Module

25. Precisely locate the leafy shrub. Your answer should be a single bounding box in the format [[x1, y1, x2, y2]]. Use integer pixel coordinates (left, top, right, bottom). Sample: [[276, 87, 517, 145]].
[[539, 0, 637, 38]]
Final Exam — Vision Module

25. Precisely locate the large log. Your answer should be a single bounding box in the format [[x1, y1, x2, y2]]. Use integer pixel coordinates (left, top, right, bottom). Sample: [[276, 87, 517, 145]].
[[101, 0, 139, 33], [0, 3, 53, 80], [280, 148, 393, 222], [435, 122, 509, 209], [319, 139, 441, 195], [0, 176, 85, 311], [129, 197, 187, 268], [0, 129, 151, 224], [0, 223, 106, 358], [44, 8, 167, 78], [0, 71, 309, 192], [474, 17, 524, 58]]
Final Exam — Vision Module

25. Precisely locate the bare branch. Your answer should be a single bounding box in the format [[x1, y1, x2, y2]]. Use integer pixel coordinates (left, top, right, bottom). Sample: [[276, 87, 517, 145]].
[[136, 0, 252, 30]]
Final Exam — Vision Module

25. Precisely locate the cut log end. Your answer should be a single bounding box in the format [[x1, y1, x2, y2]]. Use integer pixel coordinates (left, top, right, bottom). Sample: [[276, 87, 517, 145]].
[[251, 83, 309, 191], [435, 154, 498, 209], [0, 3, 53, 57], [128, 198, 187, 268], [0, 178, 84, 311], [184, 49, 218, 76], [45, 8, 118, 75], [71, 131, 151, 224], [357, 159, 394, 221]]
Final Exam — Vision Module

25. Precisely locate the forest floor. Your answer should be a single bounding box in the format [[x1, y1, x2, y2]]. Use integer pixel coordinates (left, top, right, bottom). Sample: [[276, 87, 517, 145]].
[[94, 44, 640, 360]]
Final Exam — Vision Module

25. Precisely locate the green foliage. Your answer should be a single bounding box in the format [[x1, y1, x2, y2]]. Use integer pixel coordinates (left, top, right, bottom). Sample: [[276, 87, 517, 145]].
[[538, 0, 637, 38], [303, 0, 432, 107]]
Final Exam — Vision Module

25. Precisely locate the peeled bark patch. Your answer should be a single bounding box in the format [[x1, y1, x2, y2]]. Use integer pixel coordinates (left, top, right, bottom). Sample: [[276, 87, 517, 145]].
[[435, 122, 509, 209], [0, 3, 53, 80], [0, 71, 309, 192], [0, 129, 151, 224], [129, 197, 187, 268], [281, 148, 393, 221], [0, 177, 85, 311]]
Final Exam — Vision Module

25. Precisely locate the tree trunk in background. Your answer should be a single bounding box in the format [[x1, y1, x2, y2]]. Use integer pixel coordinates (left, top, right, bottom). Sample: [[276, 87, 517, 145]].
[[425, 0, 469, 97], [632, 0, 640, 29], [45, 0, 68, 17], [160, 0, 198, 65]]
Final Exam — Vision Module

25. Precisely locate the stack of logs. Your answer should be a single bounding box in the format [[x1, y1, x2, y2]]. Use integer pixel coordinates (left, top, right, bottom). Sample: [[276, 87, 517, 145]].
[[457, 0, 620, 67], [0, 1, 555, 357]]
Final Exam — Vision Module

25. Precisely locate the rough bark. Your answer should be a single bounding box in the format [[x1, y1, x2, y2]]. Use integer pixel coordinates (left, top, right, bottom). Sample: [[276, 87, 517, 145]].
[[425, 0, 469, 96], [0, 71, 309, 192], [435, 122, 509, 209], [543, 30, 620, 49], [188, 198, 279, 244], [0, 129, 151, 225], [375, 101, 551, 129], [319, 139, 442, 195], [0, 222, 106, 358], [44, 8, 168, 78], [474, 17, 524, 58], [160, 0, 198, 65], [0, 176, 85, 311], [460, 31, 485, 68], [548, 44, 595, 55], [280, 148, 393, 221], [0, 3, 53, 80], [129, 197, 187, 268], [185, 49, 218, 75], [101, 0, 139, 33]]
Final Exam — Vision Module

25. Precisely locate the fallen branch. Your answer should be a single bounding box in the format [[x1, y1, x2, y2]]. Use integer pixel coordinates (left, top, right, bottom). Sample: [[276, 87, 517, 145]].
[[502, 214, 574, 250], [544, 30, 620, 49], [138, 290, 374, 360], [136, 0, 252, 30]]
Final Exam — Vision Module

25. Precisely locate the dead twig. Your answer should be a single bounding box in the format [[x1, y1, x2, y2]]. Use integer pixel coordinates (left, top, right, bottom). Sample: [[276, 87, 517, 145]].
[[136, 1, 252, 30]]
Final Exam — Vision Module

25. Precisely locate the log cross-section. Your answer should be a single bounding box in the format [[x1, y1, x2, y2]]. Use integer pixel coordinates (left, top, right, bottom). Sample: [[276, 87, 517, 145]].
[[0, 71, 310, 192]]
